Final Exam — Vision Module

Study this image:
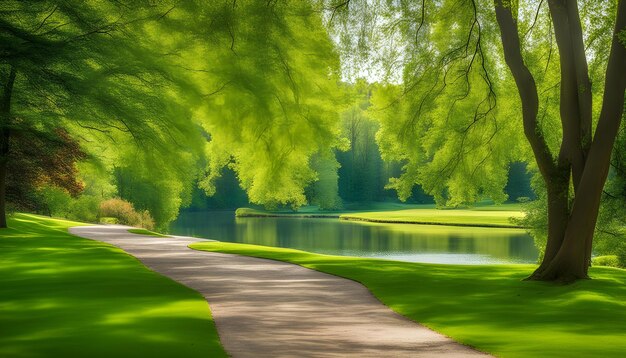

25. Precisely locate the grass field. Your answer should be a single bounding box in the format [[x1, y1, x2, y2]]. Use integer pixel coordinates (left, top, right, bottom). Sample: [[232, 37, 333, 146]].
[[1, 214, 226, 358], [340, 204, 525, 228], [236, 203, 526, 228], [191, 241, 626, 358]]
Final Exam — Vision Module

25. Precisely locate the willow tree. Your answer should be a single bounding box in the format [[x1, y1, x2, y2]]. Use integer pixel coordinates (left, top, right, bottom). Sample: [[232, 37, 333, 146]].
[[494, 0, 626, 281], [156, 0, 347, 210], [327, 0, 625, 281], [0, 0, 204, 227]]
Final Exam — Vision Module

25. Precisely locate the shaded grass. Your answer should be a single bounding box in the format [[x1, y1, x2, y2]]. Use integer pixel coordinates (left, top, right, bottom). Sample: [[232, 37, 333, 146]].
[[191, 241, 626, 358], [127, 228, 169, 237], [340, 206, 525, 228], [1, 214, 226, 358]]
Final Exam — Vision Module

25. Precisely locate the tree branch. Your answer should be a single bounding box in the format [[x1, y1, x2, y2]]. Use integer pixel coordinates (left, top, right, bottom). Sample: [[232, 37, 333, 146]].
[[494, 0, 556, 180]]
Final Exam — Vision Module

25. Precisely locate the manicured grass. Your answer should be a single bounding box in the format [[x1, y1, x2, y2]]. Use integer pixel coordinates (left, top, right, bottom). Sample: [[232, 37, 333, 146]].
[[340, 205, 525, 228], [235, 203, 439, 217], [235, 207, 343, 217], [191, 241, 626, 358], [237, 203, 526, 228], [1, 213, 226, 358], [128, 228, 169, 237]]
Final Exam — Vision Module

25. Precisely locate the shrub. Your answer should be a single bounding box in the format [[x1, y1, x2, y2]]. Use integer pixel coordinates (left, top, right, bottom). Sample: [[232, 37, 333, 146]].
[[67, 195, 100, 223], [38, 186, 72, 217], [99, 198, 154, 230], [592, 255, 622, 268]]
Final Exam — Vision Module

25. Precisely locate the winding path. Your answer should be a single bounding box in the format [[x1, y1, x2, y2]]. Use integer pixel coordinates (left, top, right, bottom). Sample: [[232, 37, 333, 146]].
[[70, 225, 489, 358]]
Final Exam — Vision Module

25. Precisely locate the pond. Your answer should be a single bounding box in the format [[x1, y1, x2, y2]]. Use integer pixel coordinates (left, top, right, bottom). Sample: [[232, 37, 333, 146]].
[[169, 211, 539, 265]]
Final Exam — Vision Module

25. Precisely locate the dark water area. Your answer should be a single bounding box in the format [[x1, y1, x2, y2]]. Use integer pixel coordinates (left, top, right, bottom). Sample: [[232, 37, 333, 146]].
[[170, 211, 539, 265]]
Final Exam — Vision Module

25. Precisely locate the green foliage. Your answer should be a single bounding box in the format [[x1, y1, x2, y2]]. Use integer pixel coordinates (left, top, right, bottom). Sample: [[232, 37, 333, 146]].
[[158, 1, 348, 209], [1, 0, 210, 226], [520, 120, 626, 263], [593, 255, 622, 268], [36, 186, 100, 223], [336, 80, 409, 203], [334, 0, 528, 206], [308, 153, 343, 210], [37, 186, 71, 217], [0, 214, 225, 357], [66, 195, 101, 223], [113, 149, 197, 230], [99, 198, 155, 230], [192, 242, 626, 358], [325, 0, 617, 209]]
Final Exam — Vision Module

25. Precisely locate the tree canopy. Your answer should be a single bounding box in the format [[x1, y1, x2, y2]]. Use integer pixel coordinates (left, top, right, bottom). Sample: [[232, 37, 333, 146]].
[[2, 0, 625, 281]]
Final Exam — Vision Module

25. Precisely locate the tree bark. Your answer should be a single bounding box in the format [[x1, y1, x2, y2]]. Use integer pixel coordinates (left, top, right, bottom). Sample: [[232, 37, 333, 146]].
[[534, 0, 626, 281], [0, 66, 16, 228], [548, 0, 592, 192], [530, 171, 569, 277]]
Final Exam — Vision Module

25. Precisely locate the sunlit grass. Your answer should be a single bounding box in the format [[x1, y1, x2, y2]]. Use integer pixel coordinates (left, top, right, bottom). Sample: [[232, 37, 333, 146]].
[[127, 228, 169, 237], [237, 203, 526, 228], [0, 213, 226, 358], [235, 207, 344, 217], [340, 205, 525, 228], [191, 241, 626, 358]]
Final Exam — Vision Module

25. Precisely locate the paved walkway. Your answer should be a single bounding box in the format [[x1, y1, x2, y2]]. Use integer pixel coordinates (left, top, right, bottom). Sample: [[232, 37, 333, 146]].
[[70, 225, 489, 358]]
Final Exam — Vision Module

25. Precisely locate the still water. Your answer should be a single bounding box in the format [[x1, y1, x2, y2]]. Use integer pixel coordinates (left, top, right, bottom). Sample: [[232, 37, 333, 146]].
[[170, 211, 539, 265]]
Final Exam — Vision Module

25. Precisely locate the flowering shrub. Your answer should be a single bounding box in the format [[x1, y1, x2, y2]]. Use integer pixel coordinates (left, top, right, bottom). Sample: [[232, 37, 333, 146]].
[[99, 198, 154, 230]]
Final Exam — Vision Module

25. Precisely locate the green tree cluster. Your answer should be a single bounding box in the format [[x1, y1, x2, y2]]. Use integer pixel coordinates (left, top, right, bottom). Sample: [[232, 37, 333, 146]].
[[327, 0, 626, 281]]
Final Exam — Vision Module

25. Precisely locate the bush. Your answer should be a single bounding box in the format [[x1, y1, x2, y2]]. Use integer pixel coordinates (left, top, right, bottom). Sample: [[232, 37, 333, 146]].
[[99, 217, 119, 224], [38, 186, 72, 217], [67, 195, 100, 223], [99, 198, 154, 230], [592, 255, 622, 268]]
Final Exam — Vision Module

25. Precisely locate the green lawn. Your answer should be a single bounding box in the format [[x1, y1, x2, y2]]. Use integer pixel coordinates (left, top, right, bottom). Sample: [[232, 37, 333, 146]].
[[237, 203, 526, 228], [235, 203, 444, 218], [191, 241, 626, 358], [235, 207, 344, 217], [340, 204, 525, 228], [1, 214, 226, 358]]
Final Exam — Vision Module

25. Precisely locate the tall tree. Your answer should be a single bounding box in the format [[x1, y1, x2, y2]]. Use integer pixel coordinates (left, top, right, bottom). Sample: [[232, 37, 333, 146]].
[[494, 0, 626, 281], [157, 0, 348, 210], [326, 0, 626, 281], [0, 0, 204, 227]]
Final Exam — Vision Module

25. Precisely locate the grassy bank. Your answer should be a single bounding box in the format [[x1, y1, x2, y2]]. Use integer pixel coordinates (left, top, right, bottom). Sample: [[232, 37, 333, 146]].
[[236, 203, 526, 228], [1, 214, 226, 358], [235, 207, 343, 218], [340, 204, 525, 228], [191, 242, 626, 358], [235, 203, 441, 218], [127, 228, 170, 237]]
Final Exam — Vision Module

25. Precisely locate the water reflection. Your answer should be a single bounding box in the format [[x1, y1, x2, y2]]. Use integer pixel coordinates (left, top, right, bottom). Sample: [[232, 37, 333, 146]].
[[170, 211, 538, 265]]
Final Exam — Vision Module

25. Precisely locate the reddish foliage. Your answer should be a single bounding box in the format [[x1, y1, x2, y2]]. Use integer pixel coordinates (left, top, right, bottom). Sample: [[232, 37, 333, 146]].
[[6, 127, 86, 210]]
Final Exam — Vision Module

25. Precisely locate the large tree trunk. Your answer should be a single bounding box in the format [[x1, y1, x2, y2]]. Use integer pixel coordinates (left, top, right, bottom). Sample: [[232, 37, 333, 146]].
[[534, 0, 626, 281], [0, 66, 16, 228], [495, 0, 626, 282], [530, 172, 569, 277], [0, 158, 7, 228]]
